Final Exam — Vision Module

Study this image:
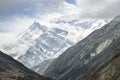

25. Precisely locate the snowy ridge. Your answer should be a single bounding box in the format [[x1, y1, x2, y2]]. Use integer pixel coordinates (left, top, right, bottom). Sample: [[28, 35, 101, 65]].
[[2, 17, 107, 68]]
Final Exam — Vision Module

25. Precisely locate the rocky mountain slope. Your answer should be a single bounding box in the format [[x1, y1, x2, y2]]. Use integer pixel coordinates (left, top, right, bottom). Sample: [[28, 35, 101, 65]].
[[0, 51, 53, 80], [44, 15, 120, 80]]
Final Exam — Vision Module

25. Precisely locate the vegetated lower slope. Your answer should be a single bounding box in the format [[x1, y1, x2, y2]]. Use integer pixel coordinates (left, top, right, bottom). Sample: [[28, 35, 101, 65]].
[[44, 15, 120, 80], [0, 51, 53, 80]]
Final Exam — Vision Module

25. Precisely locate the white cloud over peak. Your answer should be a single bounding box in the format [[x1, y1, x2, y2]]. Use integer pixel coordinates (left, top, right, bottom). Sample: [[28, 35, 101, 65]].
[[58, 1, 79, 15]]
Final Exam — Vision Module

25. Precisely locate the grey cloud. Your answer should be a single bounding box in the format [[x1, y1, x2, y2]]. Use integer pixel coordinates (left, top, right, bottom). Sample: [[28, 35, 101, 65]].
[[36, 0, 64, 13], [0, 0, 27, 9], [0, 0, 36, 19], [76, 0, 120, 19], [0, 0, 65, 19], [98, 1, 120, 18], [1, 0, 120, 20]]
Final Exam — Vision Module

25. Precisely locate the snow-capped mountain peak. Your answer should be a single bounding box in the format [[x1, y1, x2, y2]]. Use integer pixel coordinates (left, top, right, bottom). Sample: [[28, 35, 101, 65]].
[[2, 18, 107, 68]]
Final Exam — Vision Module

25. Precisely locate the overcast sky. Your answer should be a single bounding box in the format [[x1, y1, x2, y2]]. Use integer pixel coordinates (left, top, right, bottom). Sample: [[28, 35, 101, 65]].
[[0, 0, 120, 33]]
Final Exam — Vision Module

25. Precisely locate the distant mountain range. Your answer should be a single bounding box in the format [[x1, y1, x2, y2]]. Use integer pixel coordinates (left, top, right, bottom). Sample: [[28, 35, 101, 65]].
[[0, 51, 53, 80], [44, 15, 120, 80]]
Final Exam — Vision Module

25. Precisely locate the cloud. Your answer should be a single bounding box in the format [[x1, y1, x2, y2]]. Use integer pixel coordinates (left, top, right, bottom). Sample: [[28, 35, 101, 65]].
[[1, 0, 120, 22], [0, 0, 25, 7], [0, 16, 34, 33], [0, 0, 65, 19], [58, 1, 79, 15], [36, 0, 64, 13], [0, 33, 18, 50], [75, 0, 120, 19], [0, 0, 37, 18]]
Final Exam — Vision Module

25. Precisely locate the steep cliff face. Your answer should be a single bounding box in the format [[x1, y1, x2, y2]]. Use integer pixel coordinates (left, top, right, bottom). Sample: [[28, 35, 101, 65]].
[[44, 16, 120, 80], [0, 51, 53, 80]]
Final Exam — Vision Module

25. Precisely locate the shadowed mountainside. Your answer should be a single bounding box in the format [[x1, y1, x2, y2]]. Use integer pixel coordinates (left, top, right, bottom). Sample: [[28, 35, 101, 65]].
[[0, 51, 53, 80], [44, 15, 120, 80]]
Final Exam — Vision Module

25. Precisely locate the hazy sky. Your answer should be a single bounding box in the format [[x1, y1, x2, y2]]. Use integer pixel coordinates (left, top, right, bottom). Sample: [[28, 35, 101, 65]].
[[0, 0, 120, 33]]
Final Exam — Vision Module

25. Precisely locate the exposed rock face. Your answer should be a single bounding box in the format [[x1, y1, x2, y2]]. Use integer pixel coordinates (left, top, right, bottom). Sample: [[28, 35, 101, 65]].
[[44, 16, 120, 80], [0, 51, 53, 80]]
